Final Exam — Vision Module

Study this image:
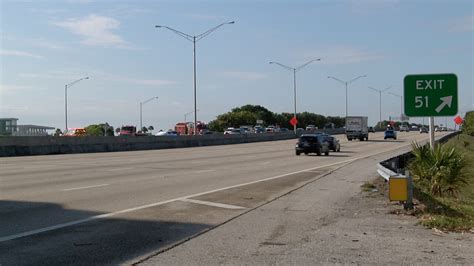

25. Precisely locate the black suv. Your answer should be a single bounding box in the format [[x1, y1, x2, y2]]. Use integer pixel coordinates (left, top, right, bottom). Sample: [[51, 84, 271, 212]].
[[295, 134, 330, 156], [324, 135, 341, 152]]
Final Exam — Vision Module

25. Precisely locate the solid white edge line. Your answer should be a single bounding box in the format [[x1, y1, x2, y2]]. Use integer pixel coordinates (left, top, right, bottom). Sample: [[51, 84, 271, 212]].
[[61, 184, 110, 192], [0, 139, 423, 243], [180, 199, 246, 210]]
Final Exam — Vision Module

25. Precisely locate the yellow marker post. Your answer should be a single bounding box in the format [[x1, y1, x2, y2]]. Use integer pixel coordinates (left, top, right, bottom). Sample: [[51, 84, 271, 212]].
[[389, 176, 408, 201]]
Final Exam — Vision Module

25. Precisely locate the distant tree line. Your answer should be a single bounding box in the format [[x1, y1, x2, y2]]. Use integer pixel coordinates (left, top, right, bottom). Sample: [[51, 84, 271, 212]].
[[208, 105, 345, 132], [85, 123, 115, 136]]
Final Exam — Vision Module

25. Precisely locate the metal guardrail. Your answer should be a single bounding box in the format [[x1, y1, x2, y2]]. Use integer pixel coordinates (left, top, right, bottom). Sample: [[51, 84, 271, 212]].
[[376, 131, 460, 181], [377, 163, 400, 181]]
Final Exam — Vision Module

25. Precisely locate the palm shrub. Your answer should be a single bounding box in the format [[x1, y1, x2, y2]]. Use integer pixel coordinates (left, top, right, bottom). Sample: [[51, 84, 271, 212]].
[[409, 142, 467, 197], [409, 142, 432, 188]]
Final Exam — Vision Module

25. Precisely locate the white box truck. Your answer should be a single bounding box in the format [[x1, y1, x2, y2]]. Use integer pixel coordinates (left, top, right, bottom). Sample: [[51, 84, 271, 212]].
[[346, 116, 369, 141]]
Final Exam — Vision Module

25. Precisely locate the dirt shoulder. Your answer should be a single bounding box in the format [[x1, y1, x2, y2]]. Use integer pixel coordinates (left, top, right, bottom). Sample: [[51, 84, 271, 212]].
[[341, 177, 474, 264]]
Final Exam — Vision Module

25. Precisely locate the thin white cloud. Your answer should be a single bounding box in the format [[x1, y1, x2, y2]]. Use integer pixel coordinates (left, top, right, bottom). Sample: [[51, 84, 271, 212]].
[[221, 71, 268, 81], [0, 49, 43, 59], [0, 84, 36, 93], [18, 70, 176, 87], [3, 35, 66, 50], [303, 46, 385, 65], [53, 14, 128, 47], [0, 105, 30, 112], [97, 72, 176, 87], [18, 70, 83, 80], [30, 38, 66, 50], [449, 15, 474, 32]]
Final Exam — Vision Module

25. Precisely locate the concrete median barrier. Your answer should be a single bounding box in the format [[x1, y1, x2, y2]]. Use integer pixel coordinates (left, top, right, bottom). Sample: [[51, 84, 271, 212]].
[[0, 133, 293, 157], [0, 128, 347, 157]]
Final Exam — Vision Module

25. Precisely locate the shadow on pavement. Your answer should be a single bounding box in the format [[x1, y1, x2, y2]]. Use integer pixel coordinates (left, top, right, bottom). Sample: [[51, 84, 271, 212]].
[[336, 150, 355, 154], [0, 200, 211, 265], [327, 154, 351, 157], [303, 154, 350, 157], [366, 139, 405, 143]]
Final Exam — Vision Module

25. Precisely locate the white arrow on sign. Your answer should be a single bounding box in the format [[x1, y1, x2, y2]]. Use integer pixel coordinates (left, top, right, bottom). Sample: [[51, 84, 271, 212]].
[[435, 96, 453, 113]]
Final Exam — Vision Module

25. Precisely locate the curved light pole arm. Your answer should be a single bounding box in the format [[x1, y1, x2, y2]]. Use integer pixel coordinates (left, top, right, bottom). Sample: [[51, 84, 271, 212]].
[[329, 75, 366, 118], [388, 92, 403, 116], [184, 109, 199, 123], [141, 96, 159, 105], [368, 85, 390, 126], [348, 75, 367, 85], [296, 58, 321, 71], [327, 76, 346, 85], [269, 61, 294, 71], [140, 96, 158, 131], [155, 25, 194, 42], [65, 76, 89, 131], [66, 76, 89, 88], [388, 92, 401, 98], [196, 21, 235, 41], [368, 86, 381, 93]]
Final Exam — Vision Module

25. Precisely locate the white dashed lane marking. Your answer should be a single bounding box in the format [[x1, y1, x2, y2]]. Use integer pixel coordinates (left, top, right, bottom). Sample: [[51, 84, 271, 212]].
[[180, 198, 247, 210], [61, 184, 109, 192]]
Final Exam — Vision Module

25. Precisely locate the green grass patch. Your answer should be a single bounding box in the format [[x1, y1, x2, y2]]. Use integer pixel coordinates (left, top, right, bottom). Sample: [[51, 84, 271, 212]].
[[415, 134, 474, 231]]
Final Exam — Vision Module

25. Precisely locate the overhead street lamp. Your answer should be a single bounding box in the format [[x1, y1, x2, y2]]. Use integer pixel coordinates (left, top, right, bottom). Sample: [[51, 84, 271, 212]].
[[140, 96, 158, 131], [368, 85, 391, 127], [184, 109, 199, 124], [327, 75, 366, 119], [269, 59, 321, 133], [155, 21, 235, 135], [387, 91, 403, 119], [65, 77, 89, 131]]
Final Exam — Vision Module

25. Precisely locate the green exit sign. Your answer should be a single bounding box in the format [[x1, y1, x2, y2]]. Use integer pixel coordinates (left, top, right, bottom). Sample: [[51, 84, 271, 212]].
[[404, 73, 458, 117]]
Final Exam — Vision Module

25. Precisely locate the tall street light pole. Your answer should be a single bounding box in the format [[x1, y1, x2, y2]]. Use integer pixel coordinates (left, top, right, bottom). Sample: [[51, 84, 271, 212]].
[[387, 92, 403, 119], [155, 21, 235, 135], [368, 86, 391, 127], [184, 109, 199, 124], [65, 77, 89, 131], [140, 96, 158, 131], [269, 59, 321, 133], [327, 75, 367, 119]]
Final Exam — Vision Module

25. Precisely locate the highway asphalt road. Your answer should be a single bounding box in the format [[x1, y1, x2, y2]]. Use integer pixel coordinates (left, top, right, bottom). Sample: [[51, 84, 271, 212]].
[[0, 131, 447, 264]]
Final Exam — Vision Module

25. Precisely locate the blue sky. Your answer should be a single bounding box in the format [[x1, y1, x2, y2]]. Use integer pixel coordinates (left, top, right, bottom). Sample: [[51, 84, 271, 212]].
[[1, 0, 473, 130]]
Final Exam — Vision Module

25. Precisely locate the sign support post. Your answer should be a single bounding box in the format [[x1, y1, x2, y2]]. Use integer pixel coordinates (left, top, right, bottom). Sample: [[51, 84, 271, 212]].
[[404, 170, 414, 210], [429, 117, 435, 149]]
